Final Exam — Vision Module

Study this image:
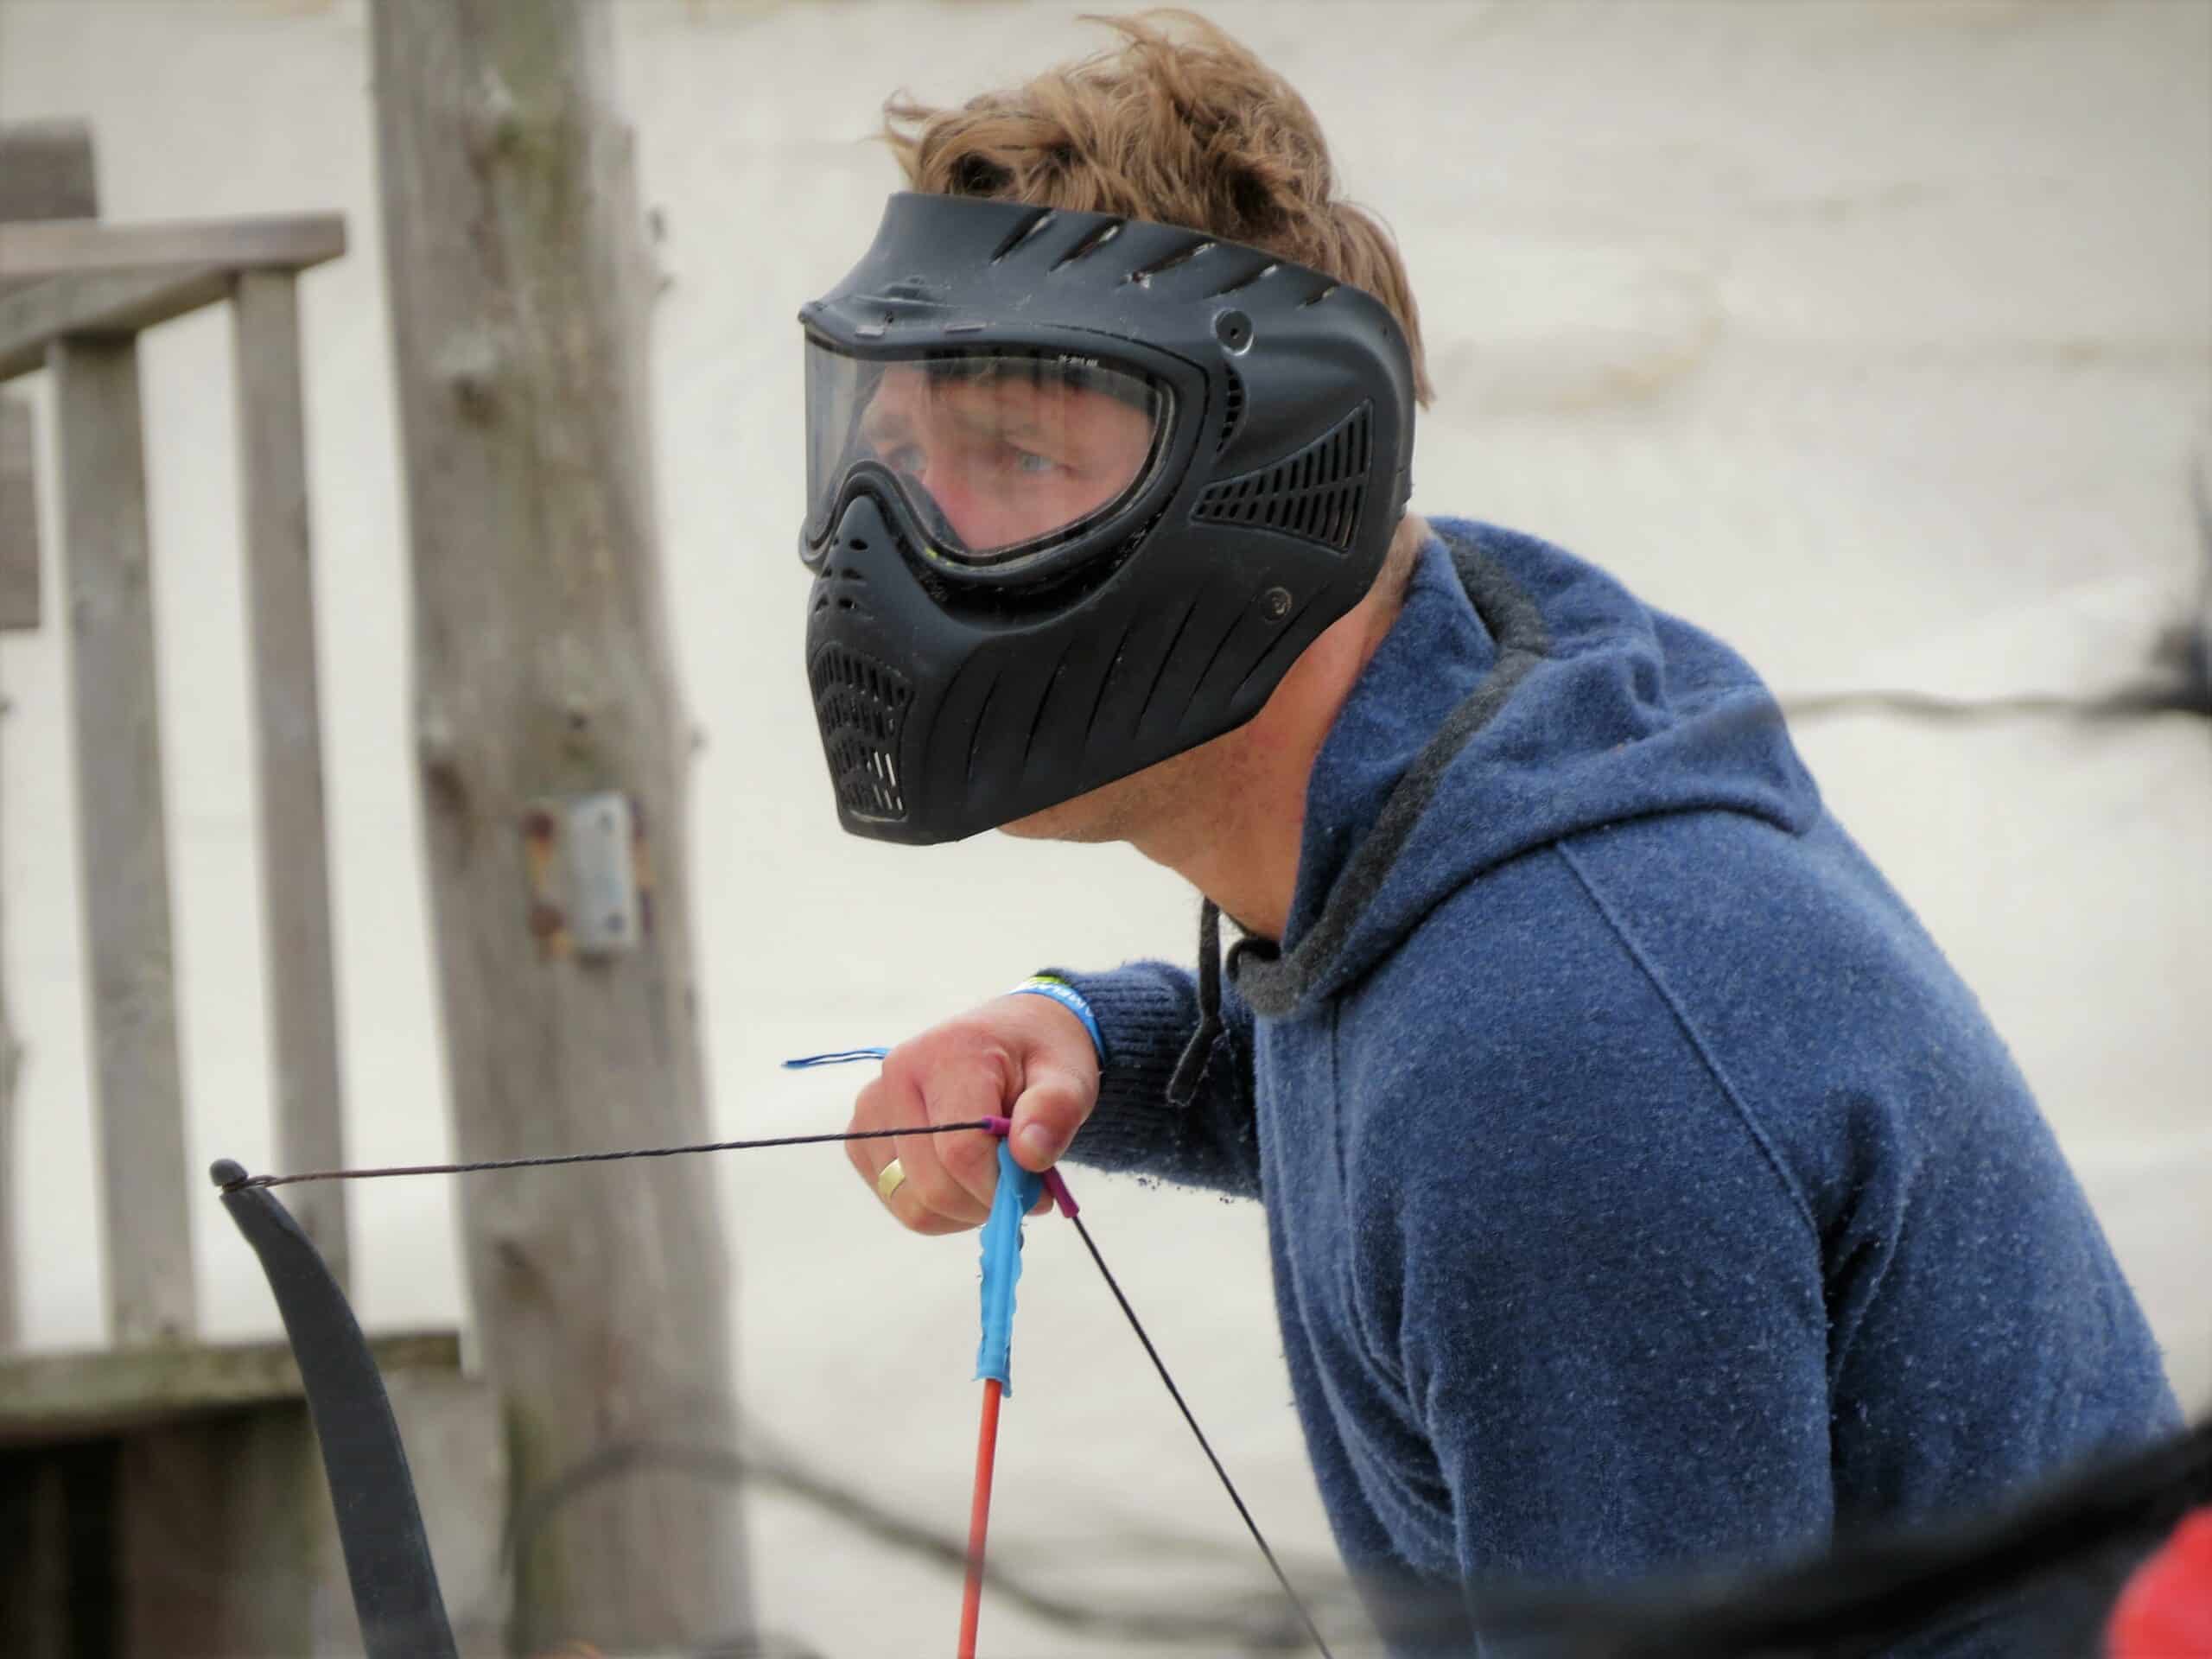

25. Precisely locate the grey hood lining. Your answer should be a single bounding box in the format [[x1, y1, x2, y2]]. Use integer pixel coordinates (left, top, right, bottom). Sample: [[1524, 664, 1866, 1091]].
[[1228, 539, 1553, 1019]]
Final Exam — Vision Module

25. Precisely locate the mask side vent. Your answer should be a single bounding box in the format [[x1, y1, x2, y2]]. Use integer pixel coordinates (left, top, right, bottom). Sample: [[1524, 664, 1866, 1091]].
[[1051, 219, 1125, 271], [989, 208, 1056, 263], [1191, 401, 1371, 553], [1215, 366, 1245, 454], [810, 643, 912, 821]]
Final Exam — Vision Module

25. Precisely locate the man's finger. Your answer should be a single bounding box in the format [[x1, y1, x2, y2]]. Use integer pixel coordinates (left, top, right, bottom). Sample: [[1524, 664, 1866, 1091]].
[[845, 1077, 900, 1185], [893, 1119, 993, 1228], [916, 1055, 1015, 1211], [882, 1174, 982, 1236], [855, 1069, 978, 1230], [1007, 1065, 1090, 1173]]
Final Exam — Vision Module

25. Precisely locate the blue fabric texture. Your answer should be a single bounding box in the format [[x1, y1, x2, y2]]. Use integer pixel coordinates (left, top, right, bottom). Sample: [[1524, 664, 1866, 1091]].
[[1053, 518, 2180, 1652]]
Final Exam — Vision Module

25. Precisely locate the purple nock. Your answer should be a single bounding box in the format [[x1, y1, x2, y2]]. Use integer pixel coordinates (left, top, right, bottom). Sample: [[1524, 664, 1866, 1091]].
[[982, 1115, 1080, 1218]]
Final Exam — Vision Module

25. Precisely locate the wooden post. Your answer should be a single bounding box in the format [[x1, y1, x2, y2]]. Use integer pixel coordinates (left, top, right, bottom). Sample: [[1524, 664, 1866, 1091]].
[[0, 391, 31, 1354], [0, 116, 98, 1354], [231, 269, 349, 1291], [368, 2, 752, 1649], [49, 334, 195, 1346], [0, 130, 506, 1650], [0, 927, 17, 1349], [2194, 435, 2211, 695], [0, 393, 36, 628]]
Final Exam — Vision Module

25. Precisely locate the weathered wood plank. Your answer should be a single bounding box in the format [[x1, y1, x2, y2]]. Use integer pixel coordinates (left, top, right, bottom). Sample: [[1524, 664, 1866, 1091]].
[[0, 213, 346, 282], [48, 335, 195, 1345], [383, 1370, 509, 1657], [0, 121, 98, 225], [0, 266, 232, 383], [0, 1440, 112, 1659], [0, 391, 37, 629], [232, 270, 351, 1291], [371, 0, 751, 1646], [0, 408, 22, 1351], [0, 1345, 499, 1656], [0, 990, 14, 1351], [0, 646, 17, 1344], [113, 1376, 504, 1658], [0, 119, 93, 1357], [0, 1332, 462, 1443], [117, 1406, 326, 1656], [2194, 435, 2211, 679]]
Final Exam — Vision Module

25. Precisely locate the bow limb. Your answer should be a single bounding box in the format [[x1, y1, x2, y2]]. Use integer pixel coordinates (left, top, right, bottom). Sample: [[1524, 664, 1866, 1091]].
[[213, 1160, 459, 1659]]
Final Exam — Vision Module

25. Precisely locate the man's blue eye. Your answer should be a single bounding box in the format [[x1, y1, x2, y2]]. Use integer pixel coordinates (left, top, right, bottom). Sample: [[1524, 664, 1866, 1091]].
[[1011, 449, 1056, 475]]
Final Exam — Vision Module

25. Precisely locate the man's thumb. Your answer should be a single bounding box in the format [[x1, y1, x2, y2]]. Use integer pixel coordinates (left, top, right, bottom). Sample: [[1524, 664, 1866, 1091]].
[[1007, 1065, 1091, 1173]]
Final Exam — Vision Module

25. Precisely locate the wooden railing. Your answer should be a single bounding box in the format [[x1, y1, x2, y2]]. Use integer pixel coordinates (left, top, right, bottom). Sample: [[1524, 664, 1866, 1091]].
[[0, 204, 352, 1332], [0, 120, 499, 1658]]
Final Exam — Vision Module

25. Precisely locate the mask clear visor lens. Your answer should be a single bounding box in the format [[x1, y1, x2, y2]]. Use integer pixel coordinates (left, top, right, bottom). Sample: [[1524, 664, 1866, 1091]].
[[804, 343, 1167, 565]]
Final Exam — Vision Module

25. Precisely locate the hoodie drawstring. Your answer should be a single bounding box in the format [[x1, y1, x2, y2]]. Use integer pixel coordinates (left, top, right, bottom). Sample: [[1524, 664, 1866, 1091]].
[[1166, 899, 1224, 1108]]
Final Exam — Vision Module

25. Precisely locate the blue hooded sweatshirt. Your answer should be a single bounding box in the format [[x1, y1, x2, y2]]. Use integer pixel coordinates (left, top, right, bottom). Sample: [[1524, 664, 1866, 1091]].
[[1056, 518, 2180, 1653]]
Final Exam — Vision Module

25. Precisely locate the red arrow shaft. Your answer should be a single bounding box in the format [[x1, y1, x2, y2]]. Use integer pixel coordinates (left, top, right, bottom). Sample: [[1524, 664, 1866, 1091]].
[[957, 1377, 1004, 1657]]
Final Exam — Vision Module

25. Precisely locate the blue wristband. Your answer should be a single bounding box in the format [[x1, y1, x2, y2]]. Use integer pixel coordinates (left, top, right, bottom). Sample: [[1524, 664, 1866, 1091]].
[[1008, 976, 1106, 1065]]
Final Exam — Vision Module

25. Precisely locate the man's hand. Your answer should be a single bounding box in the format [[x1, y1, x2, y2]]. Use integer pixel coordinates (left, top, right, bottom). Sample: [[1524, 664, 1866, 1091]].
[[846, 993, 1100, 1235]]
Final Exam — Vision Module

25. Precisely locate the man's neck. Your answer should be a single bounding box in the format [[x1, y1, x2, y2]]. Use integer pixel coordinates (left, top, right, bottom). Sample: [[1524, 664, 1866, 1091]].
[[1130, 521, 1421, 943]]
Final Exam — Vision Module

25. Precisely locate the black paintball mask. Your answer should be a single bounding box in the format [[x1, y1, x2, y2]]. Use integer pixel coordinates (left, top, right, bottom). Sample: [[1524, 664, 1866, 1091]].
[[799, 191, 1416, 844]]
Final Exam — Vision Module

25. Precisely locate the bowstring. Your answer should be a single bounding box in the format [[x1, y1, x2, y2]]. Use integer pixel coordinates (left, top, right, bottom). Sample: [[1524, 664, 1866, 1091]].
[[218, 1116, 1341, 1656], [221, 1120, 996, 1189], [1065, 1211, 1338, 1657]]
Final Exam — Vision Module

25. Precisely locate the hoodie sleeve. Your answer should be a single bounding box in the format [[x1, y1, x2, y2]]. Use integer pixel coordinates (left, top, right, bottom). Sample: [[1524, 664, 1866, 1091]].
[[1044, 961, 1262, 1199]]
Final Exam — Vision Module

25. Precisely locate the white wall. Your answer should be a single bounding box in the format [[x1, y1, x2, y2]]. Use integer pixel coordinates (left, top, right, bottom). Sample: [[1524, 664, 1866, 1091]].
[[2, 3, 2206, 1653]]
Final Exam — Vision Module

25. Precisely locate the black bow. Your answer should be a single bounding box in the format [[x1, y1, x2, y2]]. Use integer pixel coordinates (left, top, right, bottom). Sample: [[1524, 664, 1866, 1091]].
[[212, 1160, 458, 1659]]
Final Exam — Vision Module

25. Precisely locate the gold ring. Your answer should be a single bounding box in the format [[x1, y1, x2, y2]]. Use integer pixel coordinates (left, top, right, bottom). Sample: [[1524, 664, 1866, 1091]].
[[876, 1158, 907, 1203]]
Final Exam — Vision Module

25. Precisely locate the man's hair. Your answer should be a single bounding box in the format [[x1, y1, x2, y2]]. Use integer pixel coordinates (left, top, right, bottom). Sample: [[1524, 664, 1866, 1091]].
[[880, 10, 1434, 412]]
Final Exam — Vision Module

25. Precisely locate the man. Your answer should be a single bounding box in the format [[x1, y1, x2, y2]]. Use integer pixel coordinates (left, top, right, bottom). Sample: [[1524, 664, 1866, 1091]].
[[798, 11, 2180, 1648]]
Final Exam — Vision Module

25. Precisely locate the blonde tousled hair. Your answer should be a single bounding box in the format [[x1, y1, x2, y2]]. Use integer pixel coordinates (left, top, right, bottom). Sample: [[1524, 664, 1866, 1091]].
[[880, 10, 1434, 408]]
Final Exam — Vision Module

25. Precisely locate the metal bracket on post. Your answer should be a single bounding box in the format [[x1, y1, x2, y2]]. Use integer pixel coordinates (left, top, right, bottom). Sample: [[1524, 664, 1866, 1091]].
[[520, 791, 645, 961]]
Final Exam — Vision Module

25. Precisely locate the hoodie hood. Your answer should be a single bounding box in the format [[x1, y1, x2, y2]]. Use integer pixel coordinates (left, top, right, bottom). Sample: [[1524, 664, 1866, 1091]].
[[1228, 517, 1823, 1020]]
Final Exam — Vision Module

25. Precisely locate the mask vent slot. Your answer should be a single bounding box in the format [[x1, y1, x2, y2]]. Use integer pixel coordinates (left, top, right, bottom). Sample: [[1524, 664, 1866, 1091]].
[[1128, 238, 1215, 286], [1207, 259, 1280, 298], [990, 208, 1056, 263], [1191, 401, 1372, 553], [810, 644, 912, 821], [1051, 219, 1125, 271], [1216, 368, 1245, 454]]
